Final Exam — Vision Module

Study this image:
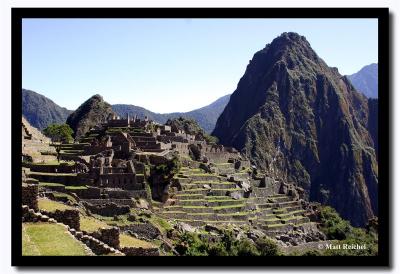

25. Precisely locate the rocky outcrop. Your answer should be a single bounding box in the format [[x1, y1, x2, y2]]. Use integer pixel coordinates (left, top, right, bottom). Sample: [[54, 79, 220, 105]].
[[212, 32, 378, 227], [66, 94, 115, 138]]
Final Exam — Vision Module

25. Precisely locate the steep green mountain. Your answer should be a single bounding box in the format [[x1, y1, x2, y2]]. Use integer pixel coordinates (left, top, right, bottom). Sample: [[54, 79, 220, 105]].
[[112, 94, 230, 133], [347, 63, 378, 98], [22, 89, 73, 130], [66, 94, 115, 138], [212, 32, 378, 227], [368, 98, 378, 157]]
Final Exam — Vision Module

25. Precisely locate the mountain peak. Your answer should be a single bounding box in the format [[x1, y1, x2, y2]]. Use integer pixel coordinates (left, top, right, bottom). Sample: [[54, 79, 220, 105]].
[[213, 33, 378, 227], [66, 94, 115, 138]]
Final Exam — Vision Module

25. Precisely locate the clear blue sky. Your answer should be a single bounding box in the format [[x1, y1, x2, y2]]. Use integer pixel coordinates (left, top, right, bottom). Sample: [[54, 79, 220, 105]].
[[22, 18, 377, 112]]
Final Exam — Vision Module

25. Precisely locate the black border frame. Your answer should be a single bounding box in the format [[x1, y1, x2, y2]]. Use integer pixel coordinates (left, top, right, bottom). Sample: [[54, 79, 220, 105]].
[[11, 7, 390, 267]]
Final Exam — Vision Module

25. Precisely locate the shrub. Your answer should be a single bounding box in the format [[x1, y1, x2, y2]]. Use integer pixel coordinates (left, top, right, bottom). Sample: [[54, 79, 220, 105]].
[[234, 239, 260, 256], [319, 206, 352, 240], [255, 237, 280, 256]]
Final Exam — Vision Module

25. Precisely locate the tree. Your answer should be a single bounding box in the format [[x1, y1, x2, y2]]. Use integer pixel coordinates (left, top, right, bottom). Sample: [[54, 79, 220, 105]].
[[43, 124, 74, 143]]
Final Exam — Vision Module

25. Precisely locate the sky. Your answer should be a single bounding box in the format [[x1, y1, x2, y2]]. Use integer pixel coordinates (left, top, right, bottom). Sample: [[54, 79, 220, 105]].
[[22, 18, 378, 113]]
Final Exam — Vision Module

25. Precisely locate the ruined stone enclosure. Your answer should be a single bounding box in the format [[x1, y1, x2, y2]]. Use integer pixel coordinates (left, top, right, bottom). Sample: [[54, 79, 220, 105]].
[[21, 115, 326, 256]]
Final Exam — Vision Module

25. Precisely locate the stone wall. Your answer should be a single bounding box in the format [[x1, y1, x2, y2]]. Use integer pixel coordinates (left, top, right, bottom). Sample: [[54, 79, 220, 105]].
[[89, 227, 120, 249], [81, 198, 135, 207], [28, 163, 76, 173], [69, 186, 101, 199], [43, 209, 80, 230], [121, 247, 159, 256], [98, 174, 144, 190], [103, 188, 132, 199], [22, 184, 38, 210], [120, 223, 161, 240], [83, 201, 130, 217]]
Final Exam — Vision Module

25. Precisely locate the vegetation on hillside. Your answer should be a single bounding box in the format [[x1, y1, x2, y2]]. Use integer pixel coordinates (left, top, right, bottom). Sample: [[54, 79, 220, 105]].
[[22, 89, 72, 130], [43, 123, 74, 143]]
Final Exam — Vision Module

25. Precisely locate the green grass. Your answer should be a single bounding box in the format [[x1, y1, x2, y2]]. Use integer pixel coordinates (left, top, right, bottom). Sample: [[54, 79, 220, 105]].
[[148, 215, 173, 234], [119, 233, 156, 248], [32, 160, 74, 166], [30, 172, 77, 176], [176, 194, 204, 197], [216, 212, 249, 217], [22, 222, 90, 256], [79, 215, 111, 232], [39, 182, 65, 187], [38, 198, 74, 212], [52, 193, 77, 204], [212, 203, 246, 210], [65, 185, 88, 190]]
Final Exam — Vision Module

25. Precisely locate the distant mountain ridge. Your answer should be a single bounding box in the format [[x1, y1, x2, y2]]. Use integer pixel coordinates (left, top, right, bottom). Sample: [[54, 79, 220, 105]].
[[112, 94, 230, 133], [22, 88, 230, 133], [22, 89, 73, 130], [347, 63, 378, 98]]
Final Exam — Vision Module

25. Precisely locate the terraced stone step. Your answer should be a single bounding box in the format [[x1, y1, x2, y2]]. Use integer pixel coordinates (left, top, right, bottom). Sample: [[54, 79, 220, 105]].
[[280, 216, 310, 225], [208, 188, 244, 196], [276, 210, 306, 219], [160, 211, 188, 219], [176, 199, 206, 206], [181, 182, 238, 190], [262, 223, 292, 232], [272, 205, 303, 214], [175, 193, 204, 200], [261, 218, 283, 225], [178, 188, 209, 195], [212, 203, 247, 214], [206, 198, 245, 207], [187, 174, 222, 181]]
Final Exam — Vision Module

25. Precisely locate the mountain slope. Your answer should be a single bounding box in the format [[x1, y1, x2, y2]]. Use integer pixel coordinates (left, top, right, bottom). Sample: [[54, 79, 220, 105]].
[[212, 32, 378, 227], [66, 94, 115, 138], [22, 89, 73, 130], [112, 94, 230, 133], [347, 63, 378, 98]]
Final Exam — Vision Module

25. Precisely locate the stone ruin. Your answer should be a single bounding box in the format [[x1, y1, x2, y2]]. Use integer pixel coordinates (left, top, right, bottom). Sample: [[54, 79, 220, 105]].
[[21, 114, 325, 256]]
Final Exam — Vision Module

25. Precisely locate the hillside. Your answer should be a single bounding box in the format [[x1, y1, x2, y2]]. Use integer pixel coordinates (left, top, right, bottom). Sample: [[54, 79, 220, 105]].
[[22, 89, 72, 130], [213, 32, 378, 227], [66, 94, 115, 138], [112, 94, 230, 133], [347, 63, 378, 98]]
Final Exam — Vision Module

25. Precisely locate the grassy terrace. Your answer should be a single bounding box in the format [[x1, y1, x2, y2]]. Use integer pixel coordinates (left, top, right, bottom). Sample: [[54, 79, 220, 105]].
[[22, 223, 90, 256], [119, 233, 156, 249], [31, 160, 75, 166], [212, 203, 246, 210], [30, 172, 77, 176], [65, 185, 88, 190], [38, 198, 74, 212], [276, 210, 305, 218], [80, 215, 111, 232], [39, 182, 65, 187], [189, 181, 233, 185]]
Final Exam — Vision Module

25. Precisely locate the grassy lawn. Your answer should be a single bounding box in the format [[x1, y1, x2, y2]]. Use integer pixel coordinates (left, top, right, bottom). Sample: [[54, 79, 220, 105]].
[[79, 215, 110, 232], [32, 160, 75, 166], [22, 223, 90, 256], [65, 185, 88, 190], [38, 198, 74, 212], [39, 182, 65, 187], [119, 233, 156, 249]]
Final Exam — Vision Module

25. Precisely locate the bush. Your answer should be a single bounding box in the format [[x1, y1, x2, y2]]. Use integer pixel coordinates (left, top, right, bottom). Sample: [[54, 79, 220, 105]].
[[255, 237, 280, 256], [319, 206, 352, 240], [234, 239, 260, 256], [318, 206, 378, 256]]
